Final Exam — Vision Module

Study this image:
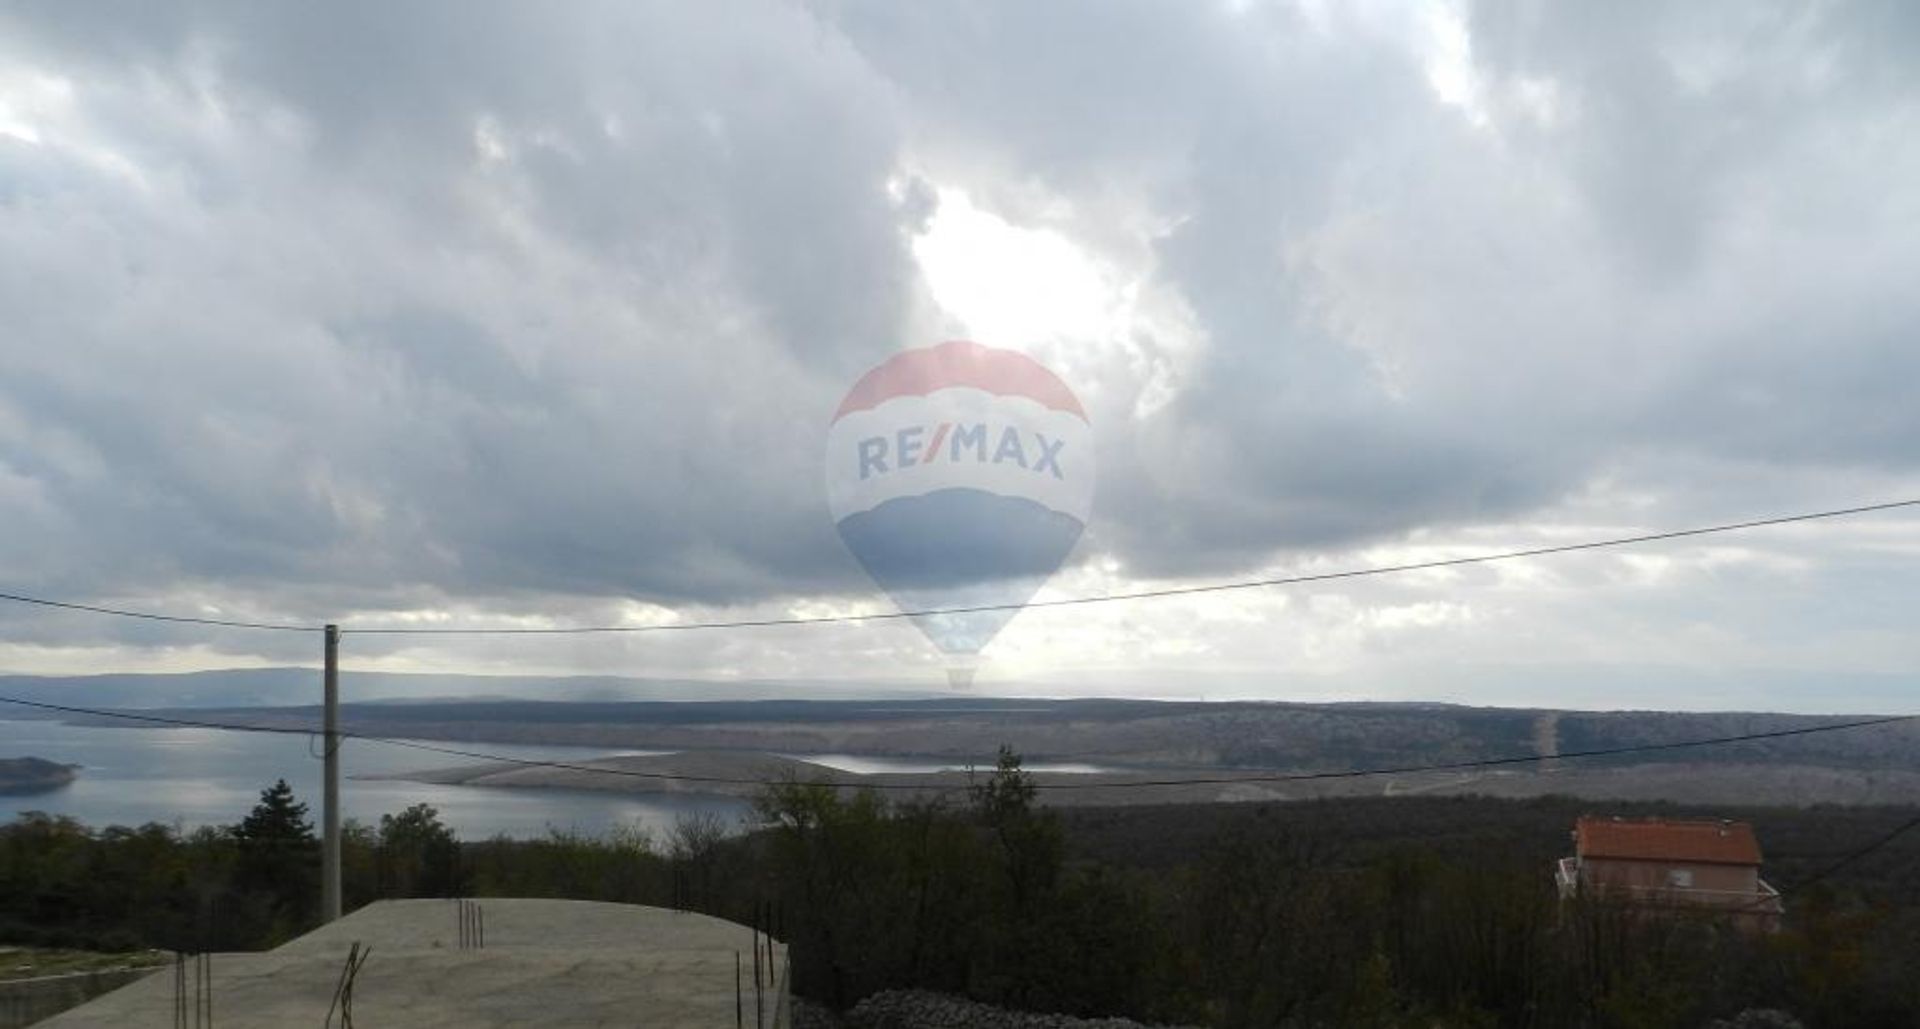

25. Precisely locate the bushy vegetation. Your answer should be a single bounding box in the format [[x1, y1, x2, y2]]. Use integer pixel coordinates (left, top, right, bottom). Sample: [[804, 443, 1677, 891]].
[[2, 754, 1918, 1027], [739, 753, 1920, 1028]]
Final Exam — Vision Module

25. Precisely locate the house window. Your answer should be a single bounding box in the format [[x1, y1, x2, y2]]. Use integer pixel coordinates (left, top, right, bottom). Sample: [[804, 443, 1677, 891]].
[[1667, 868, 1694, 889]]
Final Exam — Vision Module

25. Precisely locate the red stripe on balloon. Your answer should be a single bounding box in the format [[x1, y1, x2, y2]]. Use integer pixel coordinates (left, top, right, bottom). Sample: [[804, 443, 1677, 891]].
[[832, 340, 1088, 422]]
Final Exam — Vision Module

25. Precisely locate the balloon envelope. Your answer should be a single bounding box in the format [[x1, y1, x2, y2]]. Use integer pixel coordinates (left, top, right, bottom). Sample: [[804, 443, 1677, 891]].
[[826, 341, 1093, 660]]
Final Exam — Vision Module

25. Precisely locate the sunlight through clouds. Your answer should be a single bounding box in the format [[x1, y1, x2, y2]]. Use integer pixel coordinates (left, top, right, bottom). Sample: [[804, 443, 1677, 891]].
[[1, 3, 1917, 710], [911, 187, 1131, 350]]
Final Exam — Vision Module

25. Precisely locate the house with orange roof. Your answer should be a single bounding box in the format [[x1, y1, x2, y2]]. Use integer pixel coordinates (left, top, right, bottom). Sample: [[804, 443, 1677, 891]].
[[1555, 816, 1783, 932]]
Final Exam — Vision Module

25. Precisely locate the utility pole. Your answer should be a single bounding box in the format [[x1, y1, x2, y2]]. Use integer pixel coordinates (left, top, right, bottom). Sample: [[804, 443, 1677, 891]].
[[322, 624, 341, 923]]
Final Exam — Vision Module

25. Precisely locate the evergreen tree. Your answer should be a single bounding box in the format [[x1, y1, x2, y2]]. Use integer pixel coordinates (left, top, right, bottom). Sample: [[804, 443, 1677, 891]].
[[234, 779, 313, 845], [230, 778, 318, 939]]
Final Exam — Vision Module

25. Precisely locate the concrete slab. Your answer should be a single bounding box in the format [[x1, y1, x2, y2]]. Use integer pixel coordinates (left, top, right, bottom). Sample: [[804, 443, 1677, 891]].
[[40, 899, 789, 1028]]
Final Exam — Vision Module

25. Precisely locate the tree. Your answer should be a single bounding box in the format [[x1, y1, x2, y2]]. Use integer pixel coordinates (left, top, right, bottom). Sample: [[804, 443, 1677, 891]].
[[969, 745, 1037, 825], [756, 781, 897, 1006], [231, 779, 318, 939], [970, 745, 1060, 909], [377, 803, 462, 897], [668, 811, 730, 913], [967, 746, 1065, 1009], [234, 779, 313, 845]]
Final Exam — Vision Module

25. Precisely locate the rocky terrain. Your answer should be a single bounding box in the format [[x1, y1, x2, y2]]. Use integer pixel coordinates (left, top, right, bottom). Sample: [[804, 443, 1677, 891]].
[[53, 693, 1920, 807], [315, 696, 1920, 808], [794, 989, 1193, 1029], [795, 993, 1803, 1029], [370, 747, 1920, 809], [123, 697, 1920, 768]]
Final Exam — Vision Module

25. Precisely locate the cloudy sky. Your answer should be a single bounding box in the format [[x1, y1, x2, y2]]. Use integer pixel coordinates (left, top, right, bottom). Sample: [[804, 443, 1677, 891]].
[[2, 1, 1916, 711]]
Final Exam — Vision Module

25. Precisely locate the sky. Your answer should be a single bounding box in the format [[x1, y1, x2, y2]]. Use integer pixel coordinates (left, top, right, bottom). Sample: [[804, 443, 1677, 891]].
[[1, 1, 1917, 712]]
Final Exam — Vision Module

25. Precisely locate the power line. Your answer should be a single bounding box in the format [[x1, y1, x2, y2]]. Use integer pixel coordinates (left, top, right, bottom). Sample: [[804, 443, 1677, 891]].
[[0, 591, 318, 632], [366, 712, 1920, 794], [1775, 813, 1920, 898], [0, 696, 316, 736], [0, 692, 1910, 793], [1028, 714, 1920, 791], [1709, 811, 1920, 913], [9, 693, 1910, 926], [0, 498, 1914, 637], [366, 708, 1920, 910], [339, 497, 1920, 635], [8, 692, 1918, 904]]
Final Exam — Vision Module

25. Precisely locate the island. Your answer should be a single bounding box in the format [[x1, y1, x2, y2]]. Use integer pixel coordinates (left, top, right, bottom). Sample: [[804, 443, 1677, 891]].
[[0, 757, 80, 795]]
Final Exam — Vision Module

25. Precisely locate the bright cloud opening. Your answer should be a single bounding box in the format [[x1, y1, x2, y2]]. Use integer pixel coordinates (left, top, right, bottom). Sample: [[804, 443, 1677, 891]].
[[911, 187, 1130, 350]]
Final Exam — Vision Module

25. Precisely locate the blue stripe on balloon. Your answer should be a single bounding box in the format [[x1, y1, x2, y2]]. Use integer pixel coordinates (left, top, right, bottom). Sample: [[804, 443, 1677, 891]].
[[833, 487, 1086, 655]]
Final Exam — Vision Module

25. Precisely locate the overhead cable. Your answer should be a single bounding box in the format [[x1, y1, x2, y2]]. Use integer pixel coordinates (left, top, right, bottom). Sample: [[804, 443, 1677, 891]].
[[0, 693, 1910, 793], [340, 498, 1920, 634], [1, 498, 1914, 637], [0, 591, 317, 632]]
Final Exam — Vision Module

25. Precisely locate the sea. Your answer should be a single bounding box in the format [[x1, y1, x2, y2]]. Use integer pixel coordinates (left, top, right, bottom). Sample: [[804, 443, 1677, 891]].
[[0, 719, 1109, 840]]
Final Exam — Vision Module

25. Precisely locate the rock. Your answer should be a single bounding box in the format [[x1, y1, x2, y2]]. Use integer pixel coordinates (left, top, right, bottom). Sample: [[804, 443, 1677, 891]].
[[843, 989, 1192, 1029], [1705, 1011, 1805, 1029], [792, 997, 848, 1029]]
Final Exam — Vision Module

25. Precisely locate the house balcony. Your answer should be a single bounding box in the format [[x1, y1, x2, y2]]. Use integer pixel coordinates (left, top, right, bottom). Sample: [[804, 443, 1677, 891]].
[[1555, 856, 1580, 900]]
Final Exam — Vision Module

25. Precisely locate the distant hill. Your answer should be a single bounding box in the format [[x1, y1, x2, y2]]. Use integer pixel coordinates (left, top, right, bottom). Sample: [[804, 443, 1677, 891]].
[[0, 668, 937, 712], [118, 695, 1920, 775], [11, 671, 1918, 807], [368, 738, 1920, 811]]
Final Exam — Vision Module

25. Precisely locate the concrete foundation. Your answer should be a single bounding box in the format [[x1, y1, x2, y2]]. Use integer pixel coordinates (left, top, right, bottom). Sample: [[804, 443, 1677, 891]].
[[39, 899, 789, 1028], [0, 967, 157, 1029]]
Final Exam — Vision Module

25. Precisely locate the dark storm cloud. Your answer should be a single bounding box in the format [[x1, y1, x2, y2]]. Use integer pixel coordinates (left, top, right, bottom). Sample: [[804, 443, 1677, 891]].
[[1, 0, 1916, 631], [0, 0, 922, 618]]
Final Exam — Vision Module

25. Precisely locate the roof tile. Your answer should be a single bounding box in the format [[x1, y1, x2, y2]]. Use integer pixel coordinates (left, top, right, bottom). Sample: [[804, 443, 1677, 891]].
[[1574, 816, 1763, 865]]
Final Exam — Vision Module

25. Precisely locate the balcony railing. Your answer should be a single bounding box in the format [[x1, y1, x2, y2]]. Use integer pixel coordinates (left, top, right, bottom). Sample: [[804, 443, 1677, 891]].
[[1555, 857, 1580, 899]]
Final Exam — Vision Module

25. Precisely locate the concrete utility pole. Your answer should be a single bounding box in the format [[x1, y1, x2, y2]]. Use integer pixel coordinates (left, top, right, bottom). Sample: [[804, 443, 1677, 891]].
[[322, 623, 341, 923]]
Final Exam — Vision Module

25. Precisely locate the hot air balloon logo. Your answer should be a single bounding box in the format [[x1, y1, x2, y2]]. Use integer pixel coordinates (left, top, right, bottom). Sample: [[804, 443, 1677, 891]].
[[826, 341, 1094, 686]]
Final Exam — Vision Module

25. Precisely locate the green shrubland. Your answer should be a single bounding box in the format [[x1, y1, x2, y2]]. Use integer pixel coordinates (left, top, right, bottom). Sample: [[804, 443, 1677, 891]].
[[2, 753, 1917, 1027]]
